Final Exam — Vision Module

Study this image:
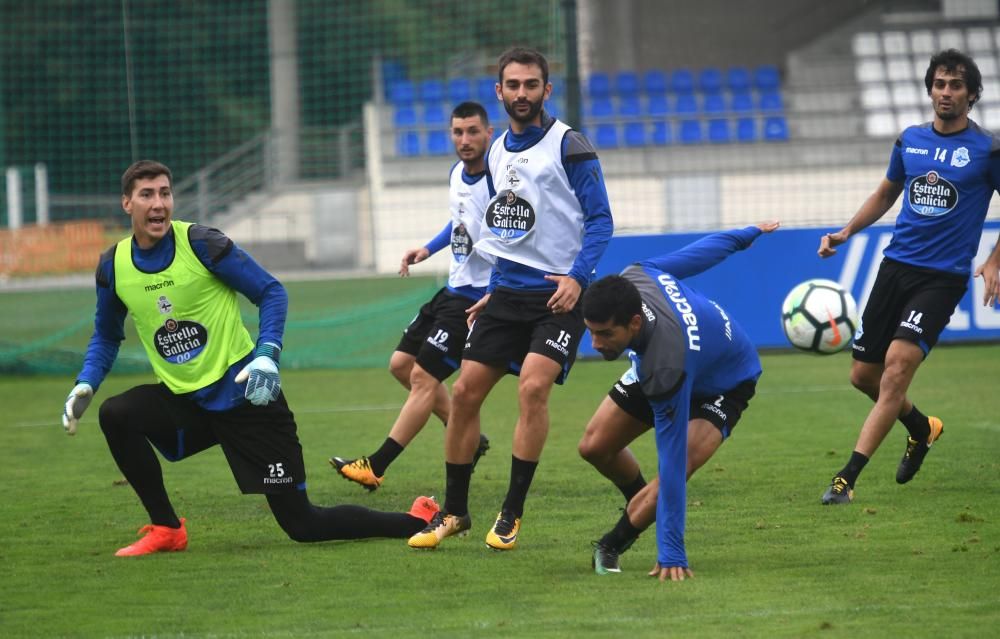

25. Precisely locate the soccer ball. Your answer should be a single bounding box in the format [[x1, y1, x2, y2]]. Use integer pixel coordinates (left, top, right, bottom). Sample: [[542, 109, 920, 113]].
[[781, 279, 859, 354]]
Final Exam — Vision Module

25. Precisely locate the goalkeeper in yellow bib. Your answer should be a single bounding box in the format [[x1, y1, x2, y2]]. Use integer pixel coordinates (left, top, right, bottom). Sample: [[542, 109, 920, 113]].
[[61, 160, 441, 556]]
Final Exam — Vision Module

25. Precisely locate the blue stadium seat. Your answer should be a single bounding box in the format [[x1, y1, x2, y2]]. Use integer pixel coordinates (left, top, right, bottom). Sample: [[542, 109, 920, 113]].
[[679, 119, 702, 144], [544, 100, 559, 118], [753, 64, 781, 90], [618, 95, 642, 117], [763, 115, 789, 141], [736, 117, 757, 142], [674, 92, 698, 115], [703, 93, 726, 114], [646, 93, 670, 116], [643, 69, 669, 96], [730, 90, 754, 114], [422, 103, 448, 125], [393, 105, 418, 127], [759, 89, 784, 112], [670, 69, 695, 93], [397, 131, 421, 156], [594, 123, 618, 148], [651, 121, 672, 145], [615, 71, 641, 97], [623, 122, 646, 147], [484, 100, 504, 123], [476, 76, 496, 102], [548, 76, 563, 99], [588, 72, 612, 99], [382, 60, 407, 95], [388, 80, 416, 105], [707, 118, 731, 143], [419, 79, 445, 103], [725, 66, 751, 92], [588, 97, 615, 119], [448, 78, 472, 103], [426, 130, 449, 155], [698, 67, 723, 94]]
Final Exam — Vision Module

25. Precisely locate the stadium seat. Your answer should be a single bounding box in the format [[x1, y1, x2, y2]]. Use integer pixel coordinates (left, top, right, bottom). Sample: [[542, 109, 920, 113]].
[[623, 122, 647, 147], [388, 79, 416, 105], [485, 100, 504, 123], [419, 79, 445, 103], [909, 30, 936, 56], [588, 72, 612, 99], [881, 31, 909, 56], [476, 76, 497, 102], [762, 115, 789, 141], [588, 97, 615, 119], [448, 78, 472, 103], [698, 67, 724, 94], [544, 100, 559, 118], [646, 93, 670, 116], [642, 69, 669, 96], [725, 66, 751, 92], [855, 58, 886, 84], [895, 108, 923, 130], [977, 54, 999, 80], [865, 112, 897, 137], [886, 56, 916, 81], [891, 82, 921, 107], [861, 86, 892, 109], [736, 117, 757, 142], [678, 119, 702, 144], [594, 123, 618, 148], [393, 105, 418, 127], [730, 90, 754, 113], [382, 59, 408, 94], [426, 130, 449, 155], [615, 71, 640, 97], [966, 26, 994, 53], [674, 92, 698, 115], [852, 32, 881, 57], [397, 131, 421, 156], [753, 65, 780, 91], [938, 28, 964, 52], [707, 118, 731, 143], [670, 68, 695, 93], [758, 90, 784, 112], [618, 95, 642, 117], [703, 93, 726, 114], [651, 121, 672, 145], [422, 103, 448, 125]]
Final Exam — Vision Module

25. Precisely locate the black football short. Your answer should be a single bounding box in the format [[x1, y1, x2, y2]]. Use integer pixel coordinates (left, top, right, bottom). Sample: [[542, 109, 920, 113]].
[[852, 258, 967, 363], [101, 383, 306, 495], [395, 287, 474, 381], [608, 372, 756, 439], [462, 286, 584, 384]]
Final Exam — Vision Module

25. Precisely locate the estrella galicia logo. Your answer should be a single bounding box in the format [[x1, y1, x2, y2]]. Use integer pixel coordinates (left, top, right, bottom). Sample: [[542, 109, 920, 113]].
[[908, 171, 957, 216], [485, 190, 535, 241], [451, 222, 471, 263], [154, 318, 208, 364]]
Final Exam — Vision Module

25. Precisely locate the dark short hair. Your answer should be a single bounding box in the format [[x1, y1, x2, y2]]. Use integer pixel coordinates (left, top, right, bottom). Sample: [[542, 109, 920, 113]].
[[582, 275, 643, 327], [925, 49, 982, 108], [451, 101, 489, 126], [121, 160, 172, 196], [497, 47, 549, 85]]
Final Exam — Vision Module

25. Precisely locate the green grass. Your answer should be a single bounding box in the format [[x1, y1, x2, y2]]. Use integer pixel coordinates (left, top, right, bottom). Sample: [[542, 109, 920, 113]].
[[2, 342, 999, 637]]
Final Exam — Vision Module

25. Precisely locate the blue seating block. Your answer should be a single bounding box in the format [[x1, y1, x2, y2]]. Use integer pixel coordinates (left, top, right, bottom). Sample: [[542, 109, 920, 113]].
[[651, 121, 672, 145], [426, 130, 449, 155], [623, 122, 646, 147], [618, 95, 642, 117], [759, 89, 784, 112], [703, 93, 726, 114], [736, 117, 757, 142], [397, 131, 420, 156], [670, 69, 695, 93], [730, 90, 754, 114], [646, 94, 670, 116], [589, 97, 615, 118], [754, 64, 780, 90], [388, 80, 415, 105], [448, 78, 472, 103], [698, 67, 723, 94], [588, 72, 612, 99], [422, 103, 447, 125], [615, 71, 640, 97], [674, 92, 698, 115], [643, 69, 669, 95], [726, 66, 751, 91], [476, 76, 496, 102], [419, 79, 445, 103], [393, 105, 418, 127]]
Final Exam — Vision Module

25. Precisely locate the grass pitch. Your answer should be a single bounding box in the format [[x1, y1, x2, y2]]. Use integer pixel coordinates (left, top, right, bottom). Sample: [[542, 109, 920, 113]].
[[2, 281, 999, 637]]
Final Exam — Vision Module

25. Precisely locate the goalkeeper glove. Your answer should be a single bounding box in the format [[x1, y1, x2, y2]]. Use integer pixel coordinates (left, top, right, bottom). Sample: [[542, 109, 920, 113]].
[[62, 382, 94, 435], [235, 342, 281, 406]]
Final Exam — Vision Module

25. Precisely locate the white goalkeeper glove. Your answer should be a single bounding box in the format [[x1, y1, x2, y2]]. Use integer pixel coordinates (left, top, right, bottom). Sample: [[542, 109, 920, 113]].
[[235, 342, 281, 406], [62, 382, 94, 435]]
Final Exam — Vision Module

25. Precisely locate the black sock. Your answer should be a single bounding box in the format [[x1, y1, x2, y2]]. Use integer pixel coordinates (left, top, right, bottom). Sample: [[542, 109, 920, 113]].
[[444, 462, 473, 516], [838, 451, 870, 487], [368, 437, 404, 477], [899, 405, 930, 441], [501, 455, 538, 517], [599, 511, 643, 552], [618, 472, 647, 502], [267, 491, 424, 542]]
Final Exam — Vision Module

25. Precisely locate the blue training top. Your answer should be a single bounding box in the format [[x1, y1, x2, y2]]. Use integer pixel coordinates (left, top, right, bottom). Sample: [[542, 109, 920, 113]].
[[884, 120, 1000, 275]]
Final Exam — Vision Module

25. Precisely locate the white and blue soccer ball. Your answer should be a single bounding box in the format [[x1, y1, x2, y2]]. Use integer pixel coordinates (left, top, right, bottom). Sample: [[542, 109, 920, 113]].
[[781, 279, 859, 354]]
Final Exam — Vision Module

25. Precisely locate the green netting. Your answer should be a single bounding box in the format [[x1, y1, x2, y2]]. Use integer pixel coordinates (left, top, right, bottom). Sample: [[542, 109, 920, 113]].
[[0, 277, 444, 376], [0, 0, 564, 224]]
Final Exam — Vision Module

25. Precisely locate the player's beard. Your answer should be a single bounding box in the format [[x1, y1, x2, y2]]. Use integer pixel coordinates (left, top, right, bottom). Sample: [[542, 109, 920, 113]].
[[504, 96, 544, 125]]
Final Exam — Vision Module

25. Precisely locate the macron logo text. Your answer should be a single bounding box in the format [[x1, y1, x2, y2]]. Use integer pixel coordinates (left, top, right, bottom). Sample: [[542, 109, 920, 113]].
[[656, 274, 701, 351]]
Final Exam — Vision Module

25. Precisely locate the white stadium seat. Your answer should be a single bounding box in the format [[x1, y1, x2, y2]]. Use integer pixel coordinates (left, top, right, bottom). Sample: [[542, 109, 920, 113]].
[[891, 82, 922, 107], [865, 112, 897, 137], [895, 108, 924, 130], [855, 58, 886, 83], [978, 104, 1000, 129], [881, 31, 910, 56], [852, 32, 882, 57], [966, 27, 994, 53], [886, 56, 915, 81], [861, 85, 892, 109], [937, 28, 965, 52], [910, 30, 937, 56]]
